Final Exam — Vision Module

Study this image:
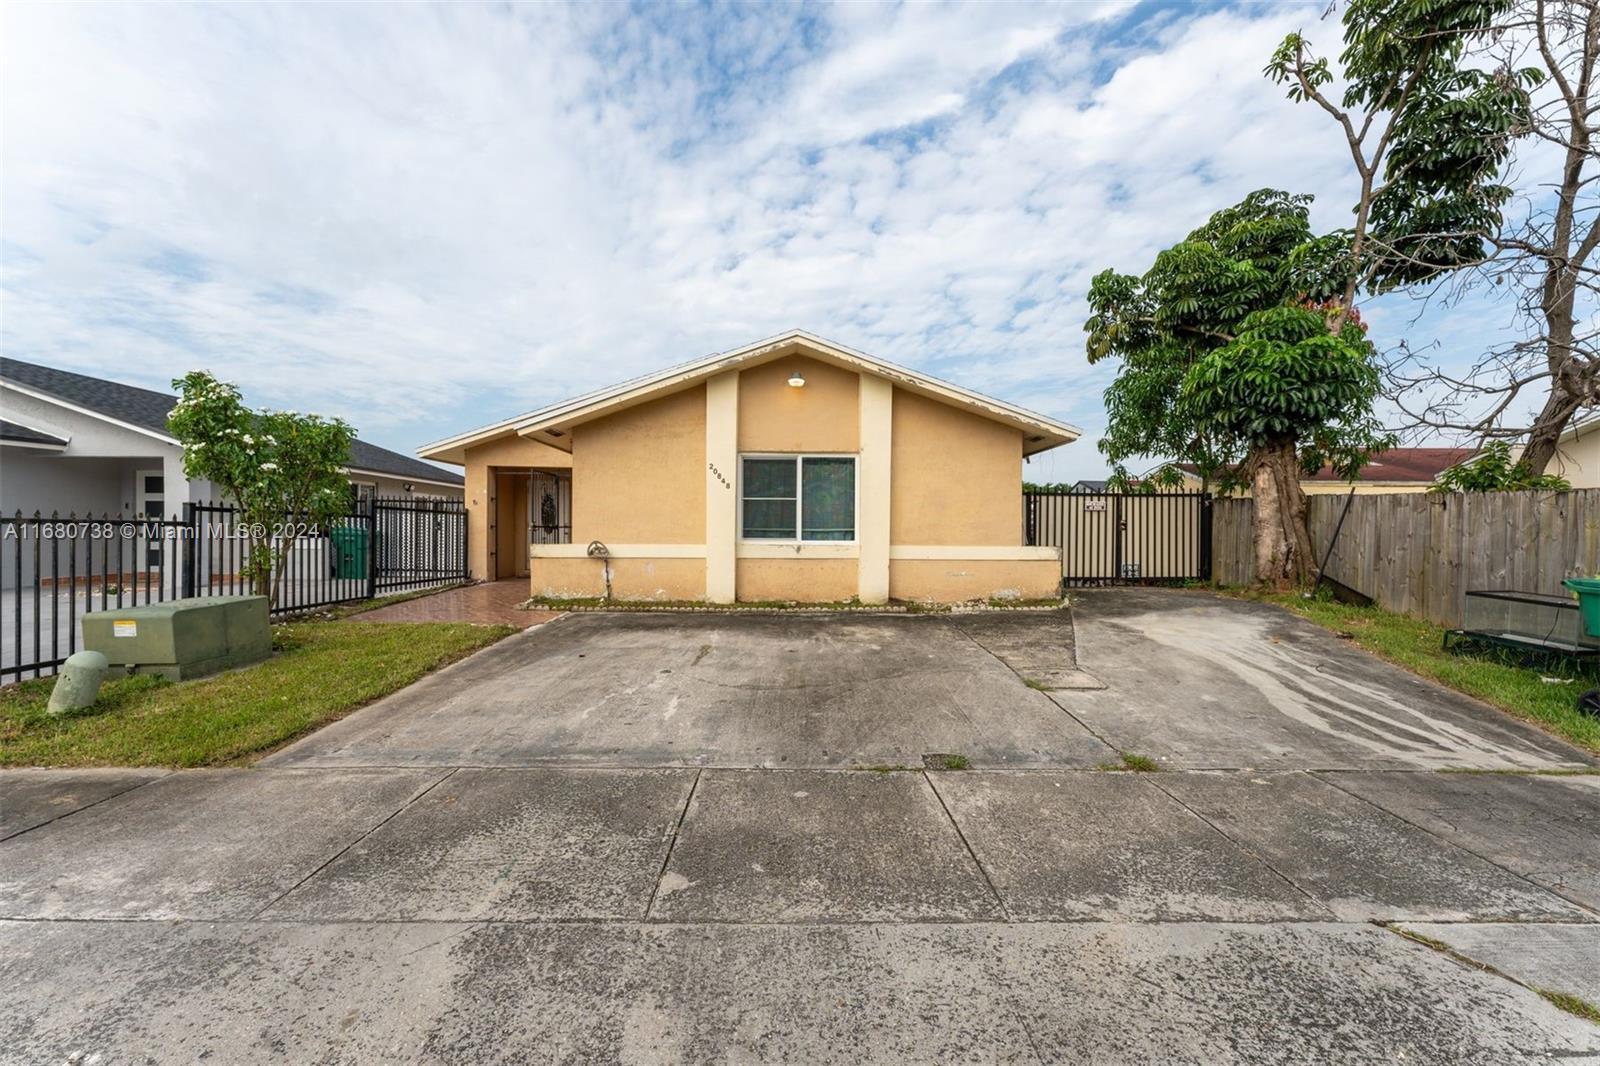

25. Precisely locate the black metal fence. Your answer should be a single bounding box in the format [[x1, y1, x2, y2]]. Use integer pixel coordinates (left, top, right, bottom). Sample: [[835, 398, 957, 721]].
[[2, 496, 466, 682], [1025, 489, 1212, 586]]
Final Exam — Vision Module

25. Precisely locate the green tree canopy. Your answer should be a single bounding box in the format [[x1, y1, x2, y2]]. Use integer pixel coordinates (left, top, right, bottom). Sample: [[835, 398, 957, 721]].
[[1430, 441, 1571, 492], [167, 371, 355, 606], [1265, 0, 1600, 478], [1266, 0, 1534, 299], [1085, 189, 1390, 586]]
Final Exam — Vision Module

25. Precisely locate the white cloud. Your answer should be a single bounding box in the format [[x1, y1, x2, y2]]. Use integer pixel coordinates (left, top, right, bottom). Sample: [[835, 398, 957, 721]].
[[2, 1, 1483, 483]]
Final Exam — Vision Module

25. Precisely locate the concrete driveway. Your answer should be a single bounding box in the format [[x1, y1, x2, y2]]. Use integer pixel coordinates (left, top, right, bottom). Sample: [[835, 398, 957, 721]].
[[3, 589, 1598, 1064], [264, 590, 1584, 772]]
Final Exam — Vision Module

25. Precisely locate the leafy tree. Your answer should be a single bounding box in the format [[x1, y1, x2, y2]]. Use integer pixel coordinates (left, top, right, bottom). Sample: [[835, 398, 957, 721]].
[[1429, 440, 1572, 491], [1087, 190, 1389, 588], [1270, 0, 1598, 473], [1266, 0, 1531, 312], [167, 371, 355, 608]]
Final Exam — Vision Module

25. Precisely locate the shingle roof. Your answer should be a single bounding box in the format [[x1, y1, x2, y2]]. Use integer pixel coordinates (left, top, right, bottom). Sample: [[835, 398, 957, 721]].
[[344, 439, 463, 485], [1307, 447, 1475, 482], [0, 357, 178, 436], [1175, 447, 1475, 484], [0, 419, 68, 447], [0, 357, 461, 485]]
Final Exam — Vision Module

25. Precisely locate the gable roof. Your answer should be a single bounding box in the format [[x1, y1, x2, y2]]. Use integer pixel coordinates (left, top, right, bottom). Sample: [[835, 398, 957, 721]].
[[1175, 447, 1475, 485], [1, 419, 69, 448], [343, 439, 464, 486], [419, 329, 1081, 462], [1, 357, 179, 441], [0, 357, 462, 487]]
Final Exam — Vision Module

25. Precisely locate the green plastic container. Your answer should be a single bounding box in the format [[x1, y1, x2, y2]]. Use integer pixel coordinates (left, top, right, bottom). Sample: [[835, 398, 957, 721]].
[[330, 525, 370, 580], [1564, 577, 1600, 639]]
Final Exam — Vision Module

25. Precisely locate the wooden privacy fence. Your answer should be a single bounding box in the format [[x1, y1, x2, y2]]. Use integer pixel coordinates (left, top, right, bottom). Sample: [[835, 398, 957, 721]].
[[1212, 488, 1600, 627]]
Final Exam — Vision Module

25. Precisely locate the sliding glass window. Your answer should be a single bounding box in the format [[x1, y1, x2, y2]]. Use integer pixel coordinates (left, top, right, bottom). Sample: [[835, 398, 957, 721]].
[[740, 455, 856, 542]]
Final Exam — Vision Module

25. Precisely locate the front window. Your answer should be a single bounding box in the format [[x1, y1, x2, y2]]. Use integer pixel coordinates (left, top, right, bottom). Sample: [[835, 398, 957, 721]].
[[741, 455, 856, 541]]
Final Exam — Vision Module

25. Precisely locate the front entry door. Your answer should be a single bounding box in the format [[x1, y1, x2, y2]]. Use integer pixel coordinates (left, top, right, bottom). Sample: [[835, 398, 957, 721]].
[[493, 471, 531, 578], [134, 469, 164, 568]]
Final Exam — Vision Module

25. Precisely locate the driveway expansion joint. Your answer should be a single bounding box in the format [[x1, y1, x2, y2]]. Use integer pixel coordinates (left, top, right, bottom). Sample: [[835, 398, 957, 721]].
[[248, 766, 461, 919], [1146, 772, 1335, 917], [644, 767, 701, 921], [1312, 770, 1600, 921], [0, 769, 172, 843], [921, 769, 1012, 922]]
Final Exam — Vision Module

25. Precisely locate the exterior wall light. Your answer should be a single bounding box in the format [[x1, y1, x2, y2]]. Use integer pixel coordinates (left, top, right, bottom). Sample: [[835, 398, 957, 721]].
[[787, 371, 806, 388]]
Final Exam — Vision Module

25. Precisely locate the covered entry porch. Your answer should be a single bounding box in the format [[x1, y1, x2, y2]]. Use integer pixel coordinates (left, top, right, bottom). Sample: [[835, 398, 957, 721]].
[[489, 468, 571, 580]]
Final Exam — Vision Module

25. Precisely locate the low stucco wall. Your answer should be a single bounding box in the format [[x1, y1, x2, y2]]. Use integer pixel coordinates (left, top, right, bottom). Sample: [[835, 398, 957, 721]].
[[531, 556, 706, 601], [735, 558, 858, 603], [888, 558, 1060, 603]]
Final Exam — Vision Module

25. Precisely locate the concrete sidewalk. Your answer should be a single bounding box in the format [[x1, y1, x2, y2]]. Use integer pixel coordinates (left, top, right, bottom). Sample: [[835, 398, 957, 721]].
[[2, 764, 1597, 1062]]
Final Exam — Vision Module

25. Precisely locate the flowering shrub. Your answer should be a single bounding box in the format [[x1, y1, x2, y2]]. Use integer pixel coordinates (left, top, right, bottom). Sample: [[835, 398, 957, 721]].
[[167, 371, 354, 605]]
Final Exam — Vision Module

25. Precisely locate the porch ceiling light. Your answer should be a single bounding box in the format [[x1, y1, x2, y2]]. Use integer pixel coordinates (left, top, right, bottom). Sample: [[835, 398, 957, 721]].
[[787, 370, 806, 388]]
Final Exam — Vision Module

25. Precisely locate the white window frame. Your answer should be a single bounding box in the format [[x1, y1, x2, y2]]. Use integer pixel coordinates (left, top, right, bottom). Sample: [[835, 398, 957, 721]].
[[737, 453, 859, 545]]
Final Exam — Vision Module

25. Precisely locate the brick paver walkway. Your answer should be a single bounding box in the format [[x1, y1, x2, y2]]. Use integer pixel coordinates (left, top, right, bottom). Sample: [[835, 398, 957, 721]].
[[357, 580, 559, 628]]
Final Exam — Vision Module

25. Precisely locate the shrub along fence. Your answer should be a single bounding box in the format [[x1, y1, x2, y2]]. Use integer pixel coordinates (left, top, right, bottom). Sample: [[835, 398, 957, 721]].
[[1212, 488, 1600, 627], [2, 496, 467, 682]]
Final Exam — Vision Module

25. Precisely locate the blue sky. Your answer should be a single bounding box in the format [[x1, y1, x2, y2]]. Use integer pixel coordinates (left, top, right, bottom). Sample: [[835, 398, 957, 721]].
[[0, 1, 1523, 482]]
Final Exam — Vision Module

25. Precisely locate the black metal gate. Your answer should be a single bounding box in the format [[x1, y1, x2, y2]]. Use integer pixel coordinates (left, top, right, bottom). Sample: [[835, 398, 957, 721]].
[[1024, 490, 1211, 586]]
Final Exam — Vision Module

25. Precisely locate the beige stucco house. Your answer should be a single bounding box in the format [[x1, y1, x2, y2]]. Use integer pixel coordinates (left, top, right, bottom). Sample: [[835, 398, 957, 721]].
[[419, 331, 1080, 603]]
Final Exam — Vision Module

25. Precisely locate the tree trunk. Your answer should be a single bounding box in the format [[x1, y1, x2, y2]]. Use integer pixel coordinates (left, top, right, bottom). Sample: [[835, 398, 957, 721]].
[[250, 534, 276, 607], [1522, 0, 1598, 471], [1251, 436, 1315, 589], [268, 534, 298, 611], [1520, 384, 1586, 474]]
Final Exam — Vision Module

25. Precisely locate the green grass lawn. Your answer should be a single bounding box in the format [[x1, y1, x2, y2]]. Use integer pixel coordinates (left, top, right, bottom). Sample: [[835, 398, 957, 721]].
[[1228, 589, 1600, 756], [0, 620, 517, 768]]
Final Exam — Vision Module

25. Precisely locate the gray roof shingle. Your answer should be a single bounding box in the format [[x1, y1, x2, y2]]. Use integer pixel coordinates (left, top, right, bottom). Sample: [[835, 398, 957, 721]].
[[0, 357, 461, 486], [1, 419, 69, 446]]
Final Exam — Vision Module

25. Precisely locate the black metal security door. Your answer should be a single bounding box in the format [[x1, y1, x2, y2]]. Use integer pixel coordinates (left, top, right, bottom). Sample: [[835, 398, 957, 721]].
[[1024, 490, 1211, 586]]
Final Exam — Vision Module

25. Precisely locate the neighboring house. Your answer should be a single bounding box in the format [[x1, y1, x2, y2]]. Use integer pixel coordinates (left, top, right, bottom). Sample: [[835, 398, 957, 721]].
[[419, 329, 1080, 603], [1069, 479, 1110, 493], [1169, 448, 1476, 496], [1520, 414, 1600, 488], [0, 357, 463, 520]]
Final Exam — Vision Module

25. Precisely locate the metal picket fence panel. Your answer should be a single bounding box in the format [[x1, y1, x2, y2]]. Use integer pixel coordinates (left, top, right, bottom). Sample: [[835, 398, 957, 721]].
[[2, 496, 467, 682]]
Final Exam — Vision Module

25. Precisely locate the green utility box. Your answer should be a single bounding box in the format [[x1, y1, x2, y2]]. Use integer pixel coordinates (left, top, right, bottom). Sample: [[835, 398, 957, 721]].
[[1566, 577, 1600, 640], [331, 526, 371, 580], [83, 595, 270, 681]]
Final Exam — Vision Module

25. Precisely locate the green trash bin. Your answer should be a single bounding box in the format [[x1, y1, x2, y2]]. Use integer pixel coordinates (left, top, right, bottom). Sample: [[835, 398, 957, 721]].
[[330, 525, 370, 580], [1564, 577, 1600, 639]]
